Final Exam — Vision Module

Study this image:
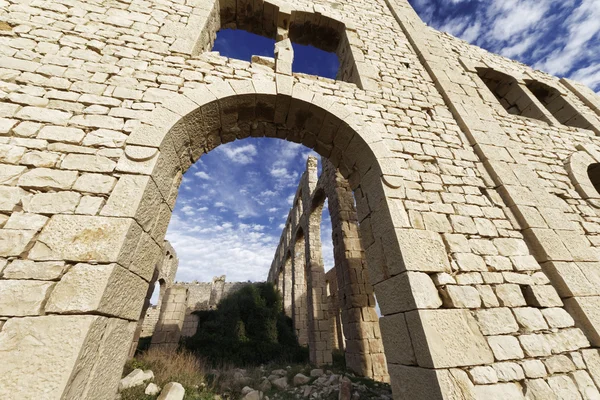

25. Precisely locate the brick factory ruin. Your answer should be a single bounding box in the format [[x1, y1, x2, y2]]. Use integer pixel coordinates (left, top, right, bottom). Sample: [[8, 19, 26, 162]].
[[1, 0, 600, 398]]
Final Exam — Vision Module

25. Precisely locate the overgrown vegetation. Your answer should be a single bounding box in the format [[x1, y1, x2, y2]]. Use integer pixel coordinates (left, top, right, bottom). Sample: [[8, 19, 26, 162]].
[[121, 347, 215, 400], [181, 282, 308, 366]]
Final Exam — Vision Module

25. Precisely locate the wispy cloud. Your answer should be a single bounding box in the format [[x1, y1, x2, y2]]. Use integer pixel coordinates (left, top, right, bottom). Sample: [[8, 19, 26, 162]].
[[410, 0, 600, 92]]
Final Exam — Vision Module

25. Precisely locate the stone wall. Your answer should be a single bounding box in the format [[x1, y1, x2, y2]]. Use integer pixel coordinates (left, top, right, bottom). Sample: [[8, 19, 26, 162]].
[[150, 276, 250, 346], [269, 156, 388, 380], [1, 0, 600, 398]]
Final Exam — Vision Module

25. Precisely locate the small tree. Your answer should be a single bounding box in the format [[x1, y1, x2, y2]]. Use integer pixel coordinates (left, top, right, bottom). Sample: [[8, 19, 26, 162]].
[[182, 282, 308, 366]]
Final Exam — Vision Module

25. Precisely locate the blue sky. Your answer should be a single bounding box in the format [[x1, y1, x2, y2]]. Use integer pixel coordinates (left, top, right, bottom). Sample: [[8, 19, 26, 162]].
[[165, 2, 600, 286], [408, 0, 600, 92]]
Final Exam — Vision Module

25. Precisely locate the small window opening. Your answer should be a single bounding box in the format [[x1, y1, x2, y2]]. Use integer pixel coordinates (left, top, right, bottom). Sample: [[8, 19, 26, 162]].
[[291, 42, 339, 79], [476, 68, 543, 120], [526, 80, 594, 130], [213, 29, 276, 62], [588, 163, 600, 194], [150, 282, 161, 306]]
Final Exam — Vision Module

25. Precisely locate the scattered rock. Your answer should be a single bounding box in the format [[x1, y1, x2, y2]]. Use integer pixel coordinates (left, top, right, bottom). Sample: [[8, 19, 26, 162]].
[[157, 382, 185, 400], [272, 377, 288, 390], [242, 390, 263, 400], [339, 377, 352, 400], [271, 369, 286, 377], [310, 369, 324, 377], [145, 383, 160, 395], [293, 373, 311, 386], [119, 369, 154, 391], [258, 378, 272, 392], [241, 386, 255, 395]]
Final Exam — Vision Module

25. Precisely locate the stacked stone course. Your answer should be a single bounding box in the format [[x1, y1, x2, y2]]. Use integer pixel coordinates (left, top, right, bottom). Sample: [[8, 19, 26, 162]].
[[0, 0, 600, 398]]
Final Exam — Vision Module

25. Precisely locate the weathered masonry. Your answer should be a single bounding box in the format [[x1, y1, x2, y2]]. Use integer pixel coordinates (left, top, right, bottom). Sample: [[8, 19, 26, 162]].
[[268, 156, 388, 381], [1, 0, 600, 398]]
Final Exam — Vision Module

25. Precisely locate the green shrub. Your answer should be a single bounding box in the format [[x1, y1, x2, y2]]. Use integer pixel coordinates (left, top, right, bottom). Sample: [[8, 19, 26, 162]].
[[182, 282, 308, 366]]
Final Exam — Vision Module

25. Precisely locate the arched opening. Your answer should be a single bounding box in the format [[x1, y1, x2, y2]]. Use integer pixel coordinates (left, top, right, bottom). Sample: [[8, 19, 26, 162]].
[[9, 85, 463, 400], [476, 68, 548, 122], [588, 163, 600, 194], [526, 80, 595, 131]]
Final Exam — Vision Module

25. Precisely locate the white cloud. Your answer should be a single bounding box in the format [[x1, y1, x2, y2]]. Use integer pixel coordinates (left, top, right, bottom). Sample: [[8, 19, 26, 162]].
[[194, 171, 211, 180], [167, 214, 278, 283], [218, 143, 258, 164]]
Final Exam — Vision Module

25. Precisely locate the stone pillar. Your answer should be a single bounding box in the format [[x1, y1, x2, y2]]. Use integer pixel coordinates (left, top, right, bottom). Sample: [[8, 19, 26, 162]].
[[128, 269, 160, 357], [304, 157, 333, 366], [150, 286, 188, 350], [326, 268, 345, 351], [323, 159, 389, 381], [209, 275, 226, 308], [283, 256, 293, 316], [292, 233, 309, 346]]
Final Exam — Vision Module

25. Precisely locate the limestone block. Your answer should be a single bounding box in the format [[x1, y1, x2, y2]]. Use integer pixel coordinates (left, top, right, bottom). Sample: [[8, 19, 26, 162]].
[[76, 196, 104, 215], [495, 284, 526, 307], [0, 315, 135, 400], [16, 106, 71, 124], [119, 369, 154, 390], [0, 229, 36, 256], [73, 173, 117, 194], [582, 350, 600, 389], [487, 335, 524, 361], [386, 229, 451, 274], [519, 334, 552, 357], [0, 280, 55, 316], [0, 186, 28, 212], [547, 375, 581, 400], [406, 309, 494, 368], [473, 382, 524, 400], [37, 126, 85, 143], [24, 191, 81, 214], [389, 365, 476, 400], [542, 307, 575, 328], [440, 285, 481, 308], [513, 308, 548, 332], [493, 238, 529, 256], [522, 360, 547, 379], [475, 308, 519, 335], [83, 129, 127, 148], [545, 354, 576, 374], [18, 167, 78, 190], [4, 212, 48, 231], [570, 370, 600, 400], [20, 150, 60, 167], [565, 297, 600, 347], [157, 382, 185, 400], [129, 232, 163, 281], [0, 164, 26, 184], [146, 383, 161, 395], [46, 263, 147, 321], [378, 313, 416, 365], [2, 260, 66, 280], [524, 379, 557, 400], [61, 154, 116, 173], [523, 285, 563, 307], [375, 271, 441, 314], [468, 366, 498, 384], [493, 362, 524, 382], [454, 253, 487, 271], [101, 174, 163, 232], [547, 328, 589, 353], [29, 214, 142, 268]]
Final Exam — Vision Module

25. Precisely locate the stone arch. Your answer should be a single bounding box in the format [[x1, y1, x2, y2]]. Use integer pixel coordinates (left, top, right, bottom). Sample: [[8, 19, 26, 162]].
[[1, 81, 457, 399], [566, 148, 600, 204]]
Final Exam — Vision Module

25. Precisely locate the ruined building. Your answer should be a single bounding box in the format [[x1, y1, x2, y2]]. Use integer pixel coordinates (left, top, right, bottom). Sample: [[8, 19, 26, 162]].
[[2, 0, 600, 398]]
